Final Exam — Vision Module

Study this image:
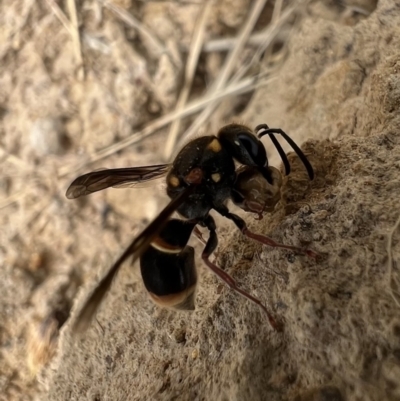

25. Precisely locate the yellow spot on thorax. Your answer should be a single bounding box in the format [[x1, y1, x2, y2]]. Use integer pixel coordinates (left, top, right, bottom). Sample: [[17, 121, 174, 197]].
[[207, 138, 222, 152]]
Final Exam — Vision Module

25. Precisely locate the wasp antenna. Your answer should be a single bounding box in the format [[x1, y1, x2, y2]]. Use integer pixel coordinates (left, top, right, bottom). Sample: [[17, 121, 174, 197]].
[[256, 125, 314, 180], [267, 133, 291, 176]]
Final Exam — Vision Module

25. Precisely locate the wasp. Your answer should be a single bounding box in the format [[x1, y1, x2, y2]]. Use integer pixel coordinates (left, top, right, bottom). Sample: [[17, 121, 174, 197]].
[[66, 123, 316, 332]]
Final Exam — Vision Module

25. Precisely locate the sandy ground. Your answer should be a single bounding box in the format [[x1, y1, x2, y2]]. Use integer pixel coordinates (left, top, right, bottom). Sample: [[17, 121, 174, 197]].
[[1, 0, 400, 400]]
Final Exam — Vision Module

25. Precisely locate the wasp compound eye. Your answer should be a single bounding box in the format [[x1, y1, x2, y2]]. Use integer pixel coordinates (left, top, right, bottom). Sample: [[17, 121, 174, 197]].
[[218, 124, 267, 167]]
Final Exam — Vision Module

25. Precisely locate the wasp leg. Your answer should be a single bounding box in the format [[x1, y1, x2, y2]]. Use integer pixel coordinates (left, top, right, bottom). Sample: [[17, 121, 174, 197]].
[[201, 216, 281, 331], [216, 206, 318, 259], [193, 226, 207, 246]]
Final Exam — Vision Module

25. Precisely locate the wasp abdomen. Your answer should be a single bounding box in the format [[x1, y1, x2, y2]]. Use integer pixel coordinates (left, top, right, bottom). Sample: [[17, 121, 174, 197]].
[[140, 219, 197, 310]]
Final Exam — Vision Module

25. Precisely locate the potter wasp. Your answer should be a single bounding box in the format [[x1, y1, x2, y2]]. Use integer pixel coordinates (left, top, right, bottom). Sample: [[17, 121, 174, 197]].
[[66, 123, 316, 332]]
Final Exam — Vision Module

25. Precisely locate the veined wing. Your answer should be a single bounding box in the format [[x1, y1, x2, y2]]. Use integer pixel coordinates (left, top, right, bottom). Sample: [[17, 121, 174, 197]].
[[71, 185, 194, 334], [66, 164, 171, 199]]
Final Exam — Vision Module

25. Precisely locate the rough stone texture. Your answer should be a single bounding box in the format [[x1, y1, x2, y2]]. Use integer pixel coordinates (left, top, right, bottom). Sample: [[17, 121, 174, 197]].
[[47, 1, 400, 401], [1, 0, 400, 400]]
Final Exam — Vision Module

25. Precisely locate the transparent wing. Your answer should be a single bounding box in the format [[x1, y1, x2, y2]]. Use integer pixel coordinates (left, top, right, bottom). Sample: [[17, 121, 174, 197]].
[[65, 164, 171, 199]]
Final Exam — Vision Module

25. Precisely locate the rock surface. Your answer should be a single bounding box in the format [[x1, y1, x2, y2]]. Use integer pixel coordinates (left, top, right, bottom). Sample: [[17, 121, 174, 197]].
[[48, 1, 400, 401], [1, 1, 400, 401]]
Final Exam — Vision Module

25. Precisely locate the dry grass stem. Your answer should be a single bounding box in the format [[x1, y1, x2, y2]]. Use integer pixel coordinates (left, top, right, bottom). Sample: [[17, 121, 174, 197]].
[[261, 0, 284, 63], [209, 0, 268, 93], [9, 0, 35, 38], [45, 0, 84, 78], [45, 0, 75, 37], [0, 189, 30, 210], [272, 0, 285, 22], [101, 0, 166, 57], [231, 3, 296, 83], [66, 0, 84, 79], [180, 0, 268, 144], [0, 147, 32, 171], [201, 30, 282, 53], [164, 0, 214, 160]]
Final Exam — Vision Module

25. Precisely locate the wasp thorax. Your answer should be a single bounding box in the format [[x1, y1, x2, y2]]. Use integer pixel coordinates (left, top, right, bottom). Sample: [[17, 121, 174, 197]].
[[167, 136, 236, 191]]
